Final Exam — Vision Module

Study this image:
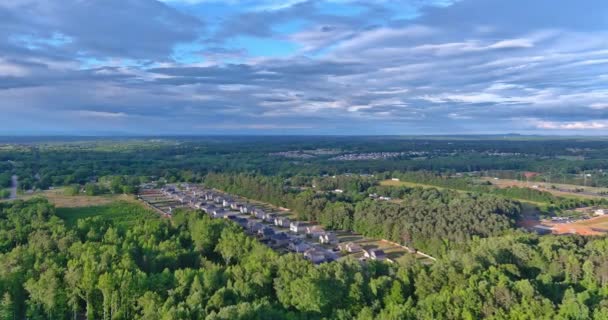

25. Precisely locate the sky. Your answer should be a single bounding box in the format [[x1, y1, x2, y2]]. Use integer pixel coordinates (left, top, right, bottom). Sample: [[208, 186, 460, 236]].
[[0, 0, 607, 135]]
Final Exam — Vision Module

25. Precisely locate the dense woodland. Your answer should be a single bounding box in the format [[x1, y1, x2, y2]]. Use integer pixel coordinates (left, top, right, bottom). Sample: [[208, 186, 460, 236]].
[[2, 137, 608, 191], [1, 198, 608, 319]]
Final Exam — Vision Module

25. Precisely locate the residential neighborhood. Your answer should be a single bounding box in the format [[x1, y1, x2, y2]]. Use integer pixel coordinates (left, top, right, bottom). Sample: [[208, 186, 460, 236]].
[[138, 183, 433, 264]]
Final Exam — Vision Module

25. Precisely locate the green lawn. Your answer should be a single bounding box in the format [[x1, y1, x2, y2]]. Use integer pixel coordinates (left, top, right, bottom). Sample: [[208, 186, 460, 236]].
[[56, 201, 159, 228]]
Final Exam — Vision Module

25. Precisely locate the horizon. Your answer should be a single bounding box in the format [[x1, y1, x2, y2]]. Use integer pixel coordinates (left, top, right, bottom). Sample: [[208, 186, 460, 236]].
[[1, 0, 607, 135]]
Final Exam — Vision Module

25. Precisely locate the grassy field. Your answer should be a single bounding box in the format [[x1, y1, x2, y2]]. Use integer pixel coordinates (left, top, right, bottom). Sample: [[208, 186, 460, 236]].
[[55, 201, 159, 227], [6, 187, 139, 207]]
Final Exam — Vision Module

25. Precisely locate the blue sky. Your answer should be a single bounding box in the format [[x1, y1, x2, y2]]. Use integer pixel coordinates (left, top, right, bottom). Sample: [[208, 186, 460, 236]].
[[0, 0, 607, 135]]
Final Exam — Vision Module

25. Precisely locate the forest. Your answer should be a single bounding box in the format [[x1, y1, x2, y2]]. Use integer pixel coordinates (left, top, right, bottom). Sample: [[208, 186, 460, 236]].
[[2, 136, 608, 192], [1, 198, 608, 319], [2, 137, 608, 319]]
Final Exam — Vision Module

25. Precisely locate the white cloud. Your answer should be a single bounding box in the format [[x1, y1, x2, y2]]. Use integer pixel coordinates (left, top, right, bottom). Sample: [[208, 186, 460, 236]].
[[590, 103, 608, 109], [536, 120, 608, 130], [488, 38, 534, 49], [76, 110, 128, 119]]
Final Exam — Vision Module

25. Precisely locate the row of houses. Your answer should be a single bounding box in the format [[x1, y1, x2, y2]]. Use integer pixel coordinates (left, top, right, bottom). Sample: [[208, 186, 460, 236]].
[[160, 184, 389, 263], [167, 185, 342, 264]]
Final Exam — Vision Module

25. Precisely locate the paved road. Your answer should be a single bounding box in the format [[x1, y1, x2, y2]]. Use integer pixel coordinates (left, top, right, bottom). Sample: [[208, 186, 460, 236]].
[[9, 175, 17, 199]]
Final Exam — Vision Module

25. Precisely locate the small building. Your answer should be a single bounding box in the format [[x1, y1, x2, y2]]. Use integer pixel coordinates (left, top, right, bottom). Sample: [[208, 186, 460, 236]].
[[290, 221, 307, 234], [205, 204, 218, 213], [247, 221, 264, 233], [334, 189, 344, 194], [274, 216, 291, 228], [303, 247, 336, 264], [253, 209, 266, 219], [595, 209, 606, 216], [338, 242, 362, 253], [364, 249, 387, 261], [304, 248, 328, 264], [257, 227, 276, 240], [270, 232, 290, 247], [212, 208, 227, 218], [289, 240, 311, 253], [319, 232, 338, 245], [263, 212, 277, 223], [234, 217, 249, 228], [306, 225, 325, 238]]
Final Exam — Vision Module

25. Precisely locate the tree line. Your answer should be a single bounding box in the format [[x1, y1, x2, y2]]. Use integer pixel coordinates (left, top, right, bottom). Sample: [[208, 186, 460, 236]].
[[1, 198, 608, 319]]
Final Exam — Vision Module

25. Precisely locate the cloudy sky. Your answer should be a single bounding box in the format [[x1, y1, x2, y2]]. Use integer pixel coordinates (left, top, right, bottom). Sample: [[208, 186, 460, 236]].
[[0, 0, 607, 135]]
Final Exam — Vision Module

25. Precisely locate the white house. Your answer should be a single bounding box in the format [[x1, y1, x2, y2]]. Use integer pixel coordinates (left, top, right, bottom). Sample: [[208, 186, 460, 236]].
[[338, 242, 362, 253], [319, 232, 338, 245], [363, 249, 387, 261], [290, 222, 306, 234], [274, 216, 291, 228]]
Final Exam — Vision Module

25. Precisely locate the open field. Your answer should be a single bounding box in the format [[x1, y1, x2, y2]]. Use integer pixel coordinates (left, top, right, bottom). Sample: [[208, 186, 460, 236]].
[[479, 177, 608, 200], [4, 188, 138, 208], [56, 201, 159, 227]]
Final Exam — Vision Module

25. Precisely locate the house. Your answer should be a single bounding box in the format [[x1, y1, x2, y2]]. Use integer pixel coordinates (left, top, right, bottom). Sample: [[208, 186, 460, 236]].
[[595, 209, 606, 216], [263, 213, 277, 223], [257, 227, 275, 240], [274, 216, 291, 228], [234, 217, 249, 228], [306, 225, 325, 238], [202, 204, 216, 214], [288, 239, 311, 253], [240, 205, 252, 214], [319, 232, 338, 245], [391, 178, 400, 181], [253, 209, 266, 219], [230, 202, 243, 210], [338, 242, 362, 253], [223, 213, 238, 220], [303, 248, 327, 264], [303, 247, 336, 264], [212, 208, 227, 218], [270, 232, 290, 247], [378, 196, 392, 201], [194, 202, 205, 209], [334, 189, 344, 194], [364, 249, 387, 261], [247, 221, 264, 233], [213, 196, 223, 204], [290, 222, 307, 234]]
